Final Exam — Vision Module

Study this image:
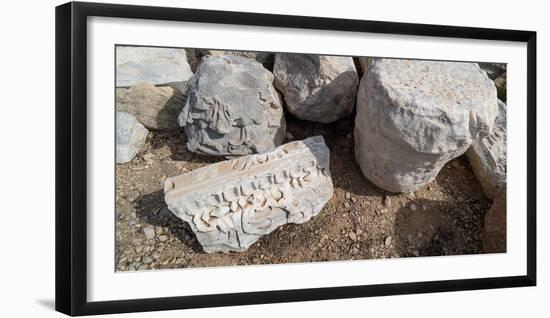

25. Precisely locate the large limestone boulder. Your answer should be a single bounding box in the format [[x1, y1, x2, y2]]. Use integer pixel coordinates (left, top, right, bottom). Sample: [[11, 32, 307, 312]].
[[116, 112, 149, 164], [466, 100, 507, 199], [197, 49, 274, 70], [355, 58, 498, 193], [482, 185, 506, 253], [273, 54, 359, 123], [164, 136, 333, 253], [178, 55, 285, 156], [116, 46, 193, 87], [116, 81, 187, 131]]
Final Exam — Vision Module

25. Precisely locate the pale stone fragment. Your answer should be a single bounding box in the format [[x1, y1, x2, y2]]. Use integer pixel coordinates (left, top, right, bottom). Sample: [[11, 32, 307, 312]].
[[164, 136, 333, 253]]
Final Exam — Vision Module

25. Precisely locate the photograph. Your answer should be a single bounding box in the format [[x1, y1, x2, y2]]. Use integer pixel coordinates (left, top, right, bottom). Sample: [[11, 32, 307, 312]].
[[114, 46, 507, 271]]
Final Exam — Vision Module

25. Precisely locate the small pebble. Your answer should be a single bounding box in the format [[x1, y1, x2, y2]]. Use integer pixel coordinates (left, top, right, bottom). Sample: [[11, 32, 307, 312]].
[[344, 202, 351, 208], [412, 250, 420, 257], [385, 235, 392, 247], [349, 232, 357, 241], [142, 256, 153, 264], [346, 133, 353, 139], [345, 192, 351, 199], [143, 226, 155, 240], [410, 203, 418, 211], [383, 196, 391, 207], [158, 235, 169, 242]]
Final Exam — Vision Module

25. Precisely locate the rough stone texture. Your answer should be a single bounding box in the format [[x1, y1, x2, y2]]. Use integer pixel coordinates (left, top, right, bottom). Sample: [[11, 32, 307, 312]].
[[482, 185, 506, 253], [197, 50, 274, 70], [116, 46, 193, 87], [478, 62, 506, 80], [178, 55, 285, 156], [116, 81, 187, 130], [355, 58, 498, 193], [116, 112, 149, 164], [273, 54, 359, 123], [466, 100, 507, 199], [164, 136, 333, 253]]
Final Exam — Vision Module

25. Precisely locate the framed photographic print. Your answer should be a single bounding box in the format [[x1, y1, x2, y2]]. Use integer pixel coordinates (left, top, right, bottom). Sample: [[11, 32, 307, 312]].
[[55, 1, 536, 316]]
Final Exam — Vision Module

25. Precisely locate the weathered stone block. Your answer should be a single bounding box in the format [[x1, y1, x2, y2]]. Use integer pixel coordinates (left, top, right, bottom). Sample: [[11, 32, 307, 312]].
[[466, 100, 507, 199], [116, 81, 187, 131], [178, 55, 285, 156], [273, 54, 359, 123], [116, 46, 193, 87], [116, 111, 149, 164], [355, 58, 498, 193], [164, 136, 333, 253]]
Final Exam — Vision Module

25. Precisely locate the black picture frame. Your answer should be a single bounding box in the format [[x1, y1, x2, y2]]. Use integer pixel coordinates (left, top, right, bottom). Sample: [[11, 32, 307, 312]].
[[55, 1, 537, 316]]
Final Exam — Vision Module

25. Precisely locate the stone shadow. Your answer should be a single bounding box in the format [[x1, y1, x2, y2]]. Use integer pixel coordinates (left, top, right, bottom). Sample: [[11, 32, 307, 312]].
[[133, 189, 204, 253], [392, 197, 484, 258]]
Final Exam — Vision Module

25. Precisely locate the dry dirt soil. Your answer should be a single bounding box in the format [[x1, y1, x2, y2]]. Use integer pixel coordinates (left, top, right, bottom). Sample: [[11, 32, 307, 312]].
[[115, 114, 492, 271]]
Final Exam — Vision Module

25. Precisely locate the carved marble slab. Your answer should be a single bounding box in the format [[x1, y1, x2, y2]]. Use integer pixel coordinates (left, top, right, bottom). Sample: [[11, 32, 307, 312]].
[[164, 136, 333, 253]]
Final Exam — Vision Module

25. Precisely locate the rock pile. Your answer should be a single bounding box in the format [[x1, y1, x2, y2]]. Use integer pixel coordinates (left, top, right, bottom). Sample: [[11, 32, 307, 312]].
[[355, 58, 498, 193], [164, 136, 333, 253], [178, 55, 285, 156], [273, 54, 359, 123], [114, 46, 508, 255]]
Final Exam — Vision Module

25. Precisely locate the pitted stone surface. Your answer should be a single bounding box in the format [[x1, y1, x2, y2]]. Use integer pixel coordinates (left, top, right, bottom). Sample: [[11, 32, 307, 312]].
[[116, 111, 149, 164], [164, 136, 333, 253], [178, 55, 285, 156], [355, 58, 498, 193], [466, 100, 507, 199], [116, 46, 193, 87], [273, 54, 359, 123]]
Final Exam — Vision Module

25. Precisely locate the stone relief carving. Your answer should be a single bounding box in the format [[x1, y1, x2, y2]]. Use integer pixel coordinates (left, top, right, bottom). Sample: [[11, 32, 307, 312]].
[[164, 136, 333, 253]]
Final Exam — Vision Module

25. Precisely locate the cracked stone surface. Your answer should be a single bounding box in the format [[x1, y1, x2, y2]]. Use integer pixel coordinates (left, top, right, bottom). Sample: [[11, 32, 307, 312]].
[[116, 46, 193, 87], [355, 58, 498, 193], [466, 99, 507, 199], [273, 54, 359, 123], [164, 136, 333, 253], [178, 55, 285, 156]]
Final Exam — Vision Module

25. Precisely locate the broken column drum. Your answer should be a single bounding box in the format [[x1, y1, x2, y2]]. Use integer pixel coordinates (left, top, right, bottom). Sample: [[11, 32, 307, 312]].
[[355, 59, 498, 193], [164, 136, 333, 253]]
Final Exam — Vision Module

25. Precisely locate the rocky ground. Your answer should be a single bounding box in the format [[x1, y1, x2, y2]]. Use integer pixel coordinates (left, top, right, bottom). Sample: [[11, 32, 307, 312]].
[[115, 113, 491, 271]]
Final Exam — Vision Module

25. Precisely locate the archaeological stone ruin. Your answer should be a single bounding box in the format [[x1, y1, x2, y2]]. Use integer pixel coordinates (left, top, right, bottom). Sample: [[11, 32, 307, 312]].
[[163, 136, 333, 253], [355, 58, 498, 193], [115, 46, 507, 255]]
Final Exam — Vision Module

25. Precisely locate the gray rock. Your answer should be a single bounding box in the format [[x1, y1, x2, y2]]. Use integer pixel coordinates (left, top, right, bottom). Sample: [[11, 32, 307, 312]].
[[178, 55, 285, 156], [197, 49, 274, 70], [355, 58, 498, 193], [164, 136, 333, 253], [273, 54, 359, 123], [466, 100, 507, 199], [116, 81, 187, 130], [116, 46, 193, 87], [116, 112, 149, 164], [143, 226, 155, 240]]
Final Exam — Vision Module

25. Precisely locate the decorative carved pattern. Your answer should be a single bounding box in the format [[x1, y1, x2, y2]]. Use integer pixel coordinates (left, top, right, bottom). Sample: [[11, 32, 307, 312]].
[[164, 136, 333, 253]]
